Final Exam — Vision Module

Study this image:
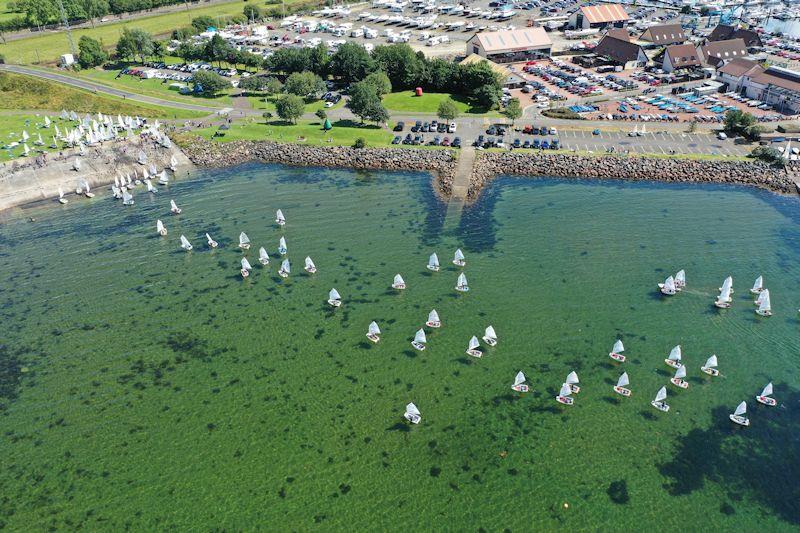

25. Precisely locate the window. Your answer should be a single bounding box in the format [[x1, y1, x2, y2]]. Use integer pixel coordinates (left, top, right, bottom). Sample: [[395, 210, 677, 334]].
[[473, 46, 479, 54]]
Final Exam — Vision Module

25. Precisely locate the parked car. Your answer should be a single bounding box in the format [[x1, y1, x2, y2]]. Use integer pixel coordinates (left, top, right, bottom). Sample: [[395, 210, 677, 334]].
[[394, 121, 405, 132], [392, 135, 401, 144], [452, 137, 462, 148]]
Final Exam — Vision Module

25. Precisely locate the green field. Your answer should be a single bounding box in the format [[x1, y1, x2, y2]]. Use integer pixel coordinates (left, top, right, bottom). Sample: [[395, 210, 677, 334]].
[[0, 0, 22, 23], [383, 91, 498, 116], [0, 0, 254, 64], [190, 118, 395, 147]]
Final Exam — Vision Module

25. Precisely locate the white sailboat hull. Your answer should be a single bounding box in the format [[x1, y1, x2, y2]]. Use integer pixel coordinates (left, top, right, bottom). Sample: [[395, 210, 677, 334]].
[[453, 259, 465, 267], [328, 299, 341, 307], [701, 367, 719, 376], [556, 395, 573, 405], [466, 349, 483, 358], [425, 320, 441, 328], [305, 266, 317, 274], [569, 384, 580, 394], [670, 378, 689, 389], [729, 414, 749, 426], [614, 386, 631, 397], [278, 269, 289, 278], [455, 285, 469, 292], [756, 395, 776, 406], [756, 309, 772, 317], [392, 283, 406, 290], [426, 265, 440, 272], [404, 413, 421, 424], [158, 229, 168, 237], [366, 333, 380, 343], [715, 300, 732, 309], [240, 244, 251, 250], [208, 240, 218, 248], [511, 384, 529, 392], [259, 258, 269, 266], [609, 352, 625, 363], [482, 336, 497, 347], [58, 198, 68, 204], [411, 341, 426, 351], [665, 359, 682, 369], [651, 401, 670, 412], [241, 269, 250, 278]]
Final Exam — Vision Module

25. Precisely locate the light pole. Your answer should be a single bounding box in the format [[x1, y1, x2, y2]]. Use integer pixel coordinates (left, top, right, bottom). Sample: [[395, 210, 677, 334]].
[[56, 0, 77, 58]]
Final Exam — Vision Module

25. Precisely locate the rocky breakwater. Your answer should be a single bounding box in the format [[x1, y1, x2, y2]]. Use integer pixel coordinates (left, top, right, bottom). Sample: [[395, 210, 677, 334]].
[[178, 137, 458, 195], [470, 152, 795, 198]]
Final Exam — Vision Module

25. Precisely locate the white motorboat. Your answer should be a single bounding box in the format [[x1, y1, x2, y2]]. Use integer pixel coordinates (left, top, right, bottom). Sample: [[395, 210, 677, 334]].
[[466, 335, 482, 358], [278, 236, 287, 255], [156, 219, 167, 236], [427, 253, 440, 272], [241, 257, 252, 278], [659, 275, 676, 295], [729, 401, 749, 426], [750, 275, 764, 294], [404, 402, 421, 424], [613, 372, 631, 397], [392, 274, 406, 290], [674, 270, 686, 291], [426, 309, 441, 328], [276, 209, 286, 226], [556, 383, 573, 405], [609, 339, 625, 363], [756, 382, 776, 406], [258, 247, 270, 266], [482, 326, 497, 347], [700, 355, 719, 376], [756, 289, 772, 317], [455, 272, 469, 292], [453, 248, 466, 267], [670, 365, 689, 389], [328, 288, 342, 307], [665, 345, 682, 369], [411, 328, 427, 351], [566, 371, 580, 393], [205, 233, 218, 248], [366, 321, 381, 343], [239, 232, 251, 250], [651, 386, 669, 412], [180, 235, 192, 251], [511, 371, 529, 392], [170, 199, 181, 215], [58, 186, 68, 204], [278, 258, 291, 278], [304, 257, 316, 273]]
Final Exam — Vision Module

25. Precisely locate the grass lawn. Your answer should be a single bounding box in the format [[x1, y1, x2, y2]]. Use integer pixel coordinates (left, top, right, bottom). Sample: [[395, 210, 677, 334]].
[[0, 0, 22, 23], [72, 65, 234, 107], [0, 71, 206, 119], [247, 94, 345, 115], [0, 0, 290, 64], [382, 91, 499, 116], [192, 118, 395, 147]]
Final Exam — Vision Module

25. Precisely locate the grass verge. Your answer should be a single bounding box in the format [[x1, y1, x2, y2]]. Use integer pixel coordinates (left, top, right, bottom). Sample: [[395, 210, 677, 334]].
[[192, 118, 395, 147]]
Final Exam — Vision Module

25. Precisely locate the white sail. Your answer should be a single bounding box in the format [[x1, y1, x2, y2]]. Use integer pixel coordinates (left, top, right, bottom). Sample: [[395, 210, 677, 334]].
[[755, 290, 767, 306], [158, 171, 169, 185], [566, 371, 579, 385], [414, 329, 426, 344], [44, 116, 51, 127], [617, 372, 629, 388], [405, 403, 420, 416], [668, 345, 682, 361], [239, 232, 250, 246], [206, 233, 216, 246], [428, 309, 439, 323], [559, 383, 572, 398], [276, 209, 285, 223], [329, 288, 341, 301], [368, 321, 380, 335], [279, 236, 287, 252], [180, 235, 192, 250], [612, 339, 624, 353], [718, 284, 732, 303], [242, 258, 252, 271], [675, 270, 685, 286], [484, 325, 497, 341], [758, 290, 771, 313], [156, 220, 165, 233], [73, 158, 81, 171], [21, 130, 29, 141], [734, 401, 747, 417], [259, 247, 269, 262], [137, 150, 147, 164], [457, 272, 468, 287], [752, 276, 763, 292], [513, 371, 526, 387], [146, 180, 157, 193], [674, 366, 686, 379], [704, 355, 718, 369], [304, 256, 314, 269], [468, 336, 480, 351], [280, 259, 291, 273], [761, 382, 773, 397], [654, 386, 667, 403], [663, 276, 676, 292], [721, 276, 733, 292], [429, 253, 439, 268], [454, 249, 465, 262], [170, 199, 180, 211], [169, 155, 178, 169], [58, 186, 65, 199], [393, 274, 405, 286]]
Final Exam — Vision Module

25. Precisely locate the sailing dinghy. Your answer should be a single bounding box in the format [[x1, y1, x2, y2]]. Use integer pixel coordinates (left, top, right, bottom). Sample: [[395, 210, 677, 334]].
[[366, 321, 381, 343], [258, 247, 270, 266], [566, 371, 580, 393], [304, 257, 317, 274], [651, 386, 669, 412], [205, 233, 218, 248], [427, 253, 440, 272], [426, 309, 441, 328], [392, 274, 406, 290], [715, 283, 732, 309], [158, 171, 169, 186], [275, 209, 286, 226], [146, 179, 157, 193], [169, 155, 177, 172], [729, 401, 749, 426], [404, 403, 421, 424], [278, 236, 287, 256], [180, 235, 192, 251], [755, 289, 772, 317], [659, 276, 676, 295], [756, 382, 776, 406], [453, 248, 466, 267], [614, 372, 631, 397], [511, 371, 529, 392], [700, 355, 719, 376], [466, 336, 482, 358], [482, 326, 497, 347], [455, 272, 469, 292], [665, 345, 682, 369], [122, 190, 134, 206], [670, 365, 689, 389], [241, 258, 252, 278], [674, 270, 686, 291], [58, 186, 68, 204], [81, 179, 94, 198], [170, 199, 181, 214], [328, 288, 342, 307], [556, 383, 573, 405], [750, 275, 764, 294], [609, 339, 625, 362], [156, 219, 167, 236], [411, 329, 427, 351], [719, 276, 733, 294], [278, 259, 290, 278], [239, 232, 251, 250]]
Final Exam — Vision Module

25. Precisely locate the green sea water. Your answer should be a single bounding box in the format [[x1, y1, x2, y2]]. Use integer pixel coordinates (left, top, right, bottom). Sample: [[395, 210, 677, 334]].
[[1, 165, 799, 531]]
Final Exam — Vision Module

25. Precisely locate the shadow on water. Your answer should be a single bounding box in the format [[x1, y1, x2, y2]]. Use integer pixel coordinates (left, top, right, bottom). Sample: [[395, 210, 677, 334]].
[[0, 344, 24, 408], [658, 384, 800, 525], [386, 422, 411, 433]]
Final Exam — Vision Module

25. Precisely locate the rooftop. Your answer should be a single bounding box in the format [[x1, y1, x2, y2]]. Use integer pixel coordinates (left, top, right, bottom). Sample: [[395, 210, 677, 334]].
[[470, 27, 552, 53], [579, 4, 629, 24]]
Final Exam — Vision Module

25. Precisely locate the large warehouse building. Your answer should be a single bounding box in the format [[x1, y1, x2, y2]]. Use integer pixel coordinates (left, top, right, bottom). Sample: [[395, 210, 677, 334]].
[[466, 27, 552, 64]]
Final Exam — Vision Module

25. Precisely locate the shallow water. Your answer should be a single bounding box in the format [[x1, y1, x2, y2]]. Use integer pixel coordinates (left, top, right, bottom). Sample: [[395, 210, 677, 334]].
[[0, 165, 799, 530]]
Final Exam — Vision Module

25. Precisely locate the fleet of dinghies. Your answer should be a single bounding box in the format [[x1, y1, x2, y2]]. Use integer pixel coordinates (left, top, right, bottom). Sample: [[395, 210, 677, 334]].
[[656, 270, 776, 317]]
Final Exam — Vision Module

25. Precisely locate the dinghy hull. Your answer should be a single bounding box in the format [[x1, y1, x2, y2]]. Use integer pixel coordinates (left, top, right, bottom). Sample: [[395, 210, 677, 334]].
[[729, 414, 750, 426], [756, 396, 776, 406], [259, 259, 269, 266], [670, 378, 689, 389], [701, 367, 719, 376], [556, 396, 573, 405], [609, 352, 625, 363], [171, 208, 181, 215], [411, 342, 426, 351], [208, 241, 218, 248], [241, 269, 249, 278], [426, 265, 440, 272], [328, 299, 341, 307], [483, 337, 497, 347], [305, 267, 317, 274], [651, 401, 670, 412], [392, 283, 406, 290], [453, 259, 466, 267], [455, 286, 469, 292], [614, 386, 631, 397], [404, 413, 421, 424], [569, 384, 580, 394], [278, 270, 289, 278], [511, 384, 529, 393], [240, 244, 251, 250], [756, 309, 772, 317], [715, 301, 731, 309], [665, 359, 682, 369], [366, 333, 380, 343], [158, 230, 168, 237], [466, 349, 483, 358], [425, 321, 441, 328]]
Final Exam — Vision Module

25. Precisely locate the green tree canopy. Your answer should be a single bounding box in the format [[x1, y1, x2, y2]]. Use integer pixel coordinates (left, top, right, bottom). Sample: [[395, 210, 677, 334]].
[[275, 94, 305, 123], [243, 4, 262, 20], [437, 98, 459, 121], [77, 35, 107, 68], [362, 71, 392, 97], [191, 69, 230, 96], [191, 15, 216, 32], [115, 27, 153, 63], [347, 81, 389, 125], [284, 71, 326, 99], [266, 47, 313, 74], [371, 44, 423, 90], [330, 42, 375, 84], [502, 97, 522, 125]]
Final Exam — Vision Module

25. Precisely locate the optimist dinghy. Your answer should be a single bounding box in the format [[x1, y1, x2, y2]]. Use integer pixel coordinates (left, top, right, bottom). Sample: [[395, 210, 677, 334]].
[[609, 339, 625, 363], [700, 355, 719, 376], [411, 329, 427, 351], [482, 326, 497, 347], [556, 383, 573, 405], [614, 372, 631, 397], [366, 321, 381, 343], [511, 371, 529, 393], [404, 403, 421, 424], [651, 386, 669, 412], [426, 309, 441, 328], [729, 401, 749, 427], [466, 336, 482, 358], [756, 382, 776, 406], [328, 288, 342, 307]]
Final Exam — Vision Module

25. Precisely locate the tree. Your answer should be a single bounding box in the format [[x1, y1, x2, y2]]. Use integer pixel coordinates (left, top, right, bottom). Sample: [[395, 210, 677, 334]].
[[309, 42, 330, 78], [329, 42, 375, 83], [437, 98, 459, 122], [353, 137, 366, 149], [502, 97, 522, 125], [262, 111, 273, 123], [204, 33, 233, 67], [265, 77, 284, 95], [243, 4, 262, 21], [275, 94, 305, 123], [680, 4, 691, 13], [191, 69, 230, 96], [266, 47, 312, 74], [191, 15, 215, 32], [473, 84, 501, 110], [315, 109, 327, 121], [116, 27, 153, 63], [78, 35, 107, 68], [79, 0, 109, 27], [239, 75, 270, 92], [152, 40, 167, 61], [372, 44, 423, 90], [724, 109, 756, 138], [362, 71, 392, 97], [749, 146, 784, 167], [285, 71, 325, 99], [347, 81, 389, 125], [427, 57, 459, 92]]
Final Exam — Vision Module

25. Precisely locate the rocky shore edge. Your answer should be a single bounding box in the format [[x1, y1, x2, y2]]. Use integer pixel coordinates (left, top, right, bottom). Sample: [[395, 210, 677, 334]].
[[469, 152, 797, 199], [177, 137, 458, 196]]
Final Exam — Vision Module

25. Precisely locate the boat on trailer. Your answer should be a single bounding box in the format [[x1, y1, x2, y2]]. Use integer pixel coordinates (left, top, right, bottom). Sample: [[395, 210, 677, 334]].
[[426, 309, 441, 328], [556, 383, 573, 405], [614, 372, 631, 397], [404, 402, 421, 424], [482, 326, 497, 347], [511, 371, 529, 392], [328, 288, 342, 307], [700, 355, 719, 376], [411, 328, 427, 351], [366, 321, 381, 343], [651, 386, 669, 412], [665, 345, 682, 369], [729, 401, 749, 426], [670, 365, 689, 389], [427, 253, 440, 272], [756, 382, 776, 406], [609, 339, 625, 363], [466, 336, 482, 358]]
